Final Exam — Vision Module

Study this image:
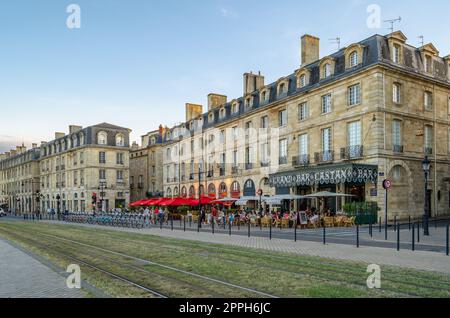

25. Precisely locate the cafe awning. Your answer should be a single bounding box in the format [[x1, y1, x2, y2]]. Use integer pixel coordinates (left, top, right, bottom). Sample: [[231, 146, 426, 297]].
[[269, 163, 378, 188]]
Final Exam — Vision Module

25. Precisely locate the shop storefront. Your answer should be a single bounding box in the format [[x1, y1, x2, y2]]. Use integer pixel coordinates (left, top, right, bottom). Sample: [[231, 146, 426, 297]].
[[269, 164, 378, 213]]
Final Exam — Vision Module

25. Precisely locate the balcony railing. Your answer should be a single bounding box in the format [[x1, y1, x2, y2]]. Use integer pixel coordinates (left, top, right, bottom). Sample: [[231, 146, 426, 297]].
[[393, 145, 404, 153], [219, 167, 225, 176], [231, 166, 239, 175], [292, 154, 310, 167], [260, 161, 270, 168], [60, 165, 65, 170], [279, 157, 288, 165], [245, 163, 253, 170], [314, 150, 334, 164], [207, 171, 214, 178], [425, 147, 433, 155], [340, 145, 364, 160], [130, 184, 134, 189], [138, 183, 143, 189], [189, 173, 195, 180]]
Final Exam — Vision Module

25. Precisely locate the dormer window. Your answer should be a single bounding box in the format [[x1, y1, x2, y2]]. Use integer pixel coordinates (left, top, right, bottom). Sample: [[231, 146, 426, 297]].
[[219, 108, 225, 119], [208, 113, 214, 123], [115, 134, 125, 147], [277, 80, 288, 96], [97, 131, 107, 145], [244, 96, 253, 109], [299, 74, 306, 87], [260, 89, 270, 104], [349, 51, 358, 68], [232, 102, 239, 114]]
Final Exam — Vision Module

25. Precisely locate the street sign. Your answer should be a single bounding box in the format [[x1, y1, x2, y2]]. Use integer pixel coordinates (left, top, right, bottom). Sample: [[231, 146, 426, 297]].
[[382, 179, 392, 190], [370, 188, 378, 197], [257, 189, 263, 196]]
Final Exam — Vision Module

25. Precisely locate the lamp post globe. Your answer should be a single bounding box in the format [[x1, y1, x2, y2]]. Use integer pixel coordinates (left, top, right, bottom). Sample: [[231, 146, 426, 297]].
[[422, 156, 431, 236]]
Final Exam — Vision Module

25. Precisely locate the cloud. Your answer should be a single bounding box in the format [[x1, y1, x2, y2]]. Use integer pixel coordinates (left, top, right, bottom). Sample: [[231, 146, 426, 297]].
[[220, 7, 239, 19]]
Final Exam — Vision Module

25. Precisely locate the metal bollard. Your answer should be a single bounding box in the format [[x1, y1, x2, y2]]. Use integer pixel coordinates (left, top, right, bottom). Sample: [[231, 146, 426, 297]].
[[379, 217, 382, 233], [412, 223, 415, 251], [369, 222, 373, 238], [435, 216, 438, 229], [323, 227, 326, 245], [397, 223, 400, 251], [446, 224, 449, 256], [394, 216, 397, 232], [248, 220, 250, 238], [183, 216, 186, 232], [417, 221, 420, 243], [356, 225, 359, 248], [212, 218, 215, 235], [171, 215, 173, 231], [294, 221, 297, 242], [269, 219, 272, 240]]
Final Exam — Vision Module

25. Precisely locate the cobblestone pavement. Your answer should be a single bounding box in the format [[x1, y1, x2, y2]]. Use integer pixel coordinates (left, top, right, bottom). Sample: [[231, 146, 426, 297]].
[[0, 238, 85, 298], [38, 220, 450, 274]]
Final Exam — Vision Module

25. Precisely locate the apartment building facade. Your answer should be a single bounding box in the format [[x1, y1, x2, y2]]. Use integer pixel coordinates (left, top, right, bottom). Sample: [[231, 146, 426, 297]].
[[161, 31, 450, 221], [129, 126, 165, 202], [0, 145, 41, 214], [37, 123, 131, 213]]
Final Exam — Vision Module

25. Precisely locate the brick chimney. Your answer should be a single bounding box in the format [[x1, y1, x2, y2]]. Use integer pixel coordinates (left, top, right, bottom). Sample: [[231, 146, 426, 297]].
[[243, 71, 265, 95], [301, 34, 320, 66]]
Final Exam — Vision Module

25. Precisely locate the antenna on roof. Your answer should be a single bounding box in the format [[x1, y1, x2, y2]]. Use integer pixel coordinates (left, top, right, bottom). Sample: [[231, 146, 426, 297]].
[[329, 37, 341, 50], [384, 17, 402, 33], [418, 35, 424, 47]]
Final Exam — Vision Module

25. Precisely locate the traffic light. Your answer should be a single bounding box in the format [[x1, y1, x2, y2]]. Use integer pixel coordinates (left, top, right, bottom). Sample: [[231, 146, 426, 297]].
[[92, 192, 97, 205]]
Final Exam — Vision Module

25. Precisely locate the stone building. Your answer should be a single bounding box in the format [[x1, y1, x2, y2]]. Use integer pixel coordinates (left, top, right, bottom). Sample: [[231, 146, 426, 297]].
[[37, 123, 131, 213], [161, 31, 450, 221], [129, 126, 165, 202], [0, 145, 41, 214]]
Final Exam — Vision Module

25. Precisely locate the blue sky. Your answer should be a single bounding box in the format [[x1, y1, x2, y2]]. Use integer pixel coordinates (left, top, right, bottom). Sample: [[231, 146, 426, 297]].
[[1, 0, 449, 151]]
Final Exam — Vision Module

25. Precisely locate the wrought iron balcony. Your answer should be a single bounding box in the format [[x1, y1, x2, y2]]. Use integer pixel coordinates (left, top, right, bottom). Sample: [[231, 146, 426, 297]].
[[292, 154, 310, 167], [207, 171, 214, 178], [245, 163, 253, 170], [279, 157, 288, 165], [425, 147, 433, 155], [314, 150, 334, 164], [340, 145, 364, 160], [138, 183, 143, 189], [260, 161, 270, 168], [393, 145, 404, 153], [189, 173, 195, 180], [231, 166, 239, 175]]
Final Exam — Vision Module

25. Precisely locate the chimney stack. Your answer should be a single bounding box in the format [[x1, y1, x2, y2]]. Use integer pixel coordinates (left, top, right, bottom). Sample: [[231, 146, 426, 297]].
[[207, 93, 227, 111], [69, 125, 83, 134], [55, 132, 65, 139], [185, 103, 203, 122], [243, 72, 265, 95], [32, 143, 38, 149], [301, 34, 320, 66]]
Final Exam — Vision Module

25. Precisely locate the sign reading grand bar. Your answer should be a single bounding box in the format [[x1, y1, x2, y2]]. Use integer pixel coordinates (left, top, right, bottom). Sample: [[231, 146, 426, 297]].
[[269, 164, 378, 188]]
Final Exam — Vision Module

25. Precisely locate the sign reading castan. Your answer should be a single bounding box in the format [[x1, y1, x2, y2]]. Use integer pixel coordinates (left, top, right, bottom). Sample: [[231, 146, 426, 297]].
[[269, 164, 378, 188]]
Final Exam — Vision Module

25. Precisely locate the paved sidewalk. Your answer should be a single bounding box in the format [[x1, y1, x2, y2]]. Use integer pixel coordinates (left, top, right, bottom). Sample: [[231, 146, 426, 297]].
[[46, 220, 450, 274], [0, 239, 85, 298]]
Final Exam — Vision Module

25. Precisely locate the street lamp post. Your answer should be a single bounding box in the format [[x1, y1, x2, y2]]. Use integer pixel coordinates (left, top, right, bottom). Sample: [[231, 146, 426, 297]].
[[56, 194, 61, 220], [422, 156, 431, 236]]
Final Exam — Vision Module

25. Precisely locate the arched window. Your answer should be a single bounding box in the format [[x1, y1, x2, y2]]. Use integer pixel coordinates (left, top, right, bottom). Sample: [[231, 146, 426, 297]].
[[115, 133, 125, 147], [208, 113, 214, 123], [298, 74, 306, 87], [189, 186, 196, 198], [219, 182, 227, 198], [208, 184, 216, 198], [98, 131, 107, 145], [349, 51, 358, 67], [231, 181, 240, 198], [243, 179, 256, 197], [219, 108, 226, 119], [173, 187, 179, 197], [232, 102, 239, 114], [181, 186, 187, 198], [166, 188, 172, 198]]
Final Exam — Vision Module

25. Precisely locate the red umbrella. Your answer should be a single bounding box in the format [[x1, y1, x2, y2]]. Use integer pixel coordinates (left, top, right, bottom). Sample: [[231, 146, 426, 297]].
[[159, 197, 192, 207], [189, 196, 215, 205], [143, 198, 171, 206], [130, 199, 147, 207]]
